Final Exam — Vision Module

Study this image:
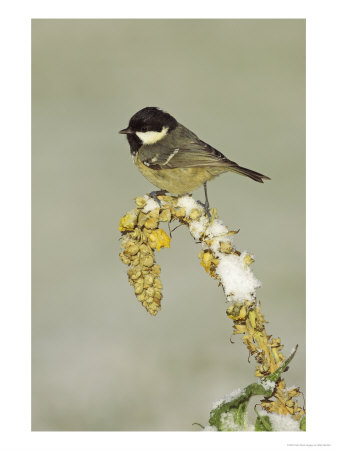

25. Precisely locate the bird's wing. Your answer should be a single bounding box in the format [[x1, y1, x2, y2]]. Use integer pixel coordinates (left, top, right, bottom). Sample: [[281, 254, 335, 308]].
[[139, 136, 236, 170]]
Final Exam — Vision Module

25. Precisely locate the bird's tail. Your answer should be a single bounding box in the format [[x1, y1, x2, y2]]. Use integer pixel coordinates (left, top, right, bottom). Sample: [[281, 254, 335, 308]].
[[227, 164, 271, 183]]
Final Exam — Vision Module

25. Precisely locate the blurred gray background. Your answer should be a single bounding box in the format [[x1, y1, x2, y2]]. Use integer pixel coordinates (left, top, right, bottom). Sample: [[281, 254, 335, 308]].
[[32, 19, 305, 431]]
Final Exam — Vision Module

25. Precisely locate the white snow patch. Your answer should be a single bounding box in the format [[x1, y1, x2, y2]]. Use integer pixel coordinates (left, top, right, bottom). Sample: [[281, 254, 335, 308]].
[[211, 387, 244, 410], [260, 378, 276, 392], [209, 236, 221, 252], [177, 195, 202, 217], [220, 412, 241, 431], [259, 411, 300, 431], [223, 387, 245, 403], [215, 252, 261, 302], [189, 216, 209, 240], [209, 236, 232, 253], [175, 195, 262, 304], [142, 196, 160, 213], [205, 219, 228, 238], [211, 398, 224, 410]]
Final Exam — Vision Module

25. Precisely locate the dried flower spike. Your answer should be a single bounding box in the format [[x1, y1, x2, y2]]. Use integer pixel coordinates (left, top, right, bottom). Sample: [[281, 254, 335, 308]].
[[119, 194, 305, 423]]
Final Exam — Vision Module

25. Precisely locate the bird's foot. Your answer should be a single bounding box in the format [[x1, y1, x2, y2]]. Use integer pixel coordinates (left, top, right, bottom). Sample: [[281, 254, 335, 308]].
[[148, 190, 168, 206], [197, 200, 211, 220]]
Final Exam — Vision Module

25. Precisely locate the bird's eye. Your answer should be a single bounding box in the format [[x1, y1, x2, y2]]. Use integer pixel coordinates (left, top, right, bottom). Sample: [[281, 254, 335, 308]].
[[141, 126, 148, 132]]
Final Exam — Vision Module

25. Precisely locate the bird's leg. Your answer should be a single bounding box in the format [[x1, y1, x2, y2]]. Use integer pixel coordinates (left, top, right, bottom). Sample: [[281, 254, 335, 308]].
[[197, 183, 211, 220], [203, 182, 210, 212], [149, 189, 168, 206]]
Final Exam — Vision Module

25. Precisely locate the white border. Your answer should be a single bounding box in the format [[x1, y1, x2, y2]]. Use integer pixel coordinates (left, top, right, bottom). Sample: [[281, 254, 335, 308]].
[[1, 1, 336, 449]]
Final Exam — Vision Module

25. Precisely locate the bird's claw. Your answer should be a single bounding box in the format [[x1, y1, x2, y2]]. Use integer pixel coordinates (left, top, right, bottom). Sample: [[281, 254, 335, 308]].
[[149, 190, 168, 206]]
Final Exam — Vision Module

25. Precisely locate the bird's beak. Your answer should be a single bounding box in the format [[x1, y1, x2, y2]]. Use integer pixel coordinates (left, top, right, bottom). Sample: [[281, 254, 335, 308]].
[[119, 127, 133, 134]]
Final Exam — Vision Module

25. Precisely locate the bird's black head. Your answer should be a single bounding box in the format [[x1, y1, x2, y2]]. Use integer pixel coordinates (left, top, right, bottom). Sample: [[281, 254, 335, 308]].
[[119, 107, 178, 155], [120, 107, 178, 135]]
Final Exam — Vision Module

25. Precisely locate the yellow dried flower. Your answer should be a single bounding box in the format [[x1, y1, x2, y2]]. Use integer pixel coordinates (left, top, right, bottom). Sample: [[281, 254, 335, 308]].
[[244, 253, 255, 266], [135, 196, 147, 208], [227, 229, 240, 237], [219, 240, 233, 254], [152, 264, 161, 275], [141, 254, 154, 267], [175, 207, 186, 218], [124, 241, 139, 256], [119, 253, 131, 265], [199, 250, 213, 273], [134, 281, 144, 295], [137, 211, 148, 228], [148, 229, 171, 251], [190, 208, 202, 220], [143, 274, 154, 287], [261, 379, 305, 421], [144, 209, 160, 229], [198, 249, 220, 279], [119, 210, 138, 232], [226, 303, 248, 320], [119, 197, 173, 316], [159, 209, 171, 222], [127, 267, 142, 281], [144, 217, 158, 229]]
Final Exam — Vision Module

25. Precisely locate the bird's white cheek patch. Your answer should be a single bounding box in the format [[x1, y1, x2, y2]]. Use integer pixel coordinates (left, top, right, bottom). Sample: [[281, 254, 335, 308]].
[[136, 126, 169, 145]]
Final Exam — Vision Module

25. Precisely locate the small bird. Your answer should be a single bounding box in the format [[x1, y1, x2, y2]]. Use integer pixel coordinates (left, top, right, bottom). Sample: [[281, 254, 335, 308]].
[[119, 107, 270, 213]]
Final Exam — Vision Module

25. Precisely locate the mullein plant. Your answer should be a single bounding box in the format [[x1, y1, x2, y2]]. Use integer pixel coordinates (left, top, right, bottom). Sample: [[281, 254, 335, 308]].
[[119, 194, 306, 431]]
